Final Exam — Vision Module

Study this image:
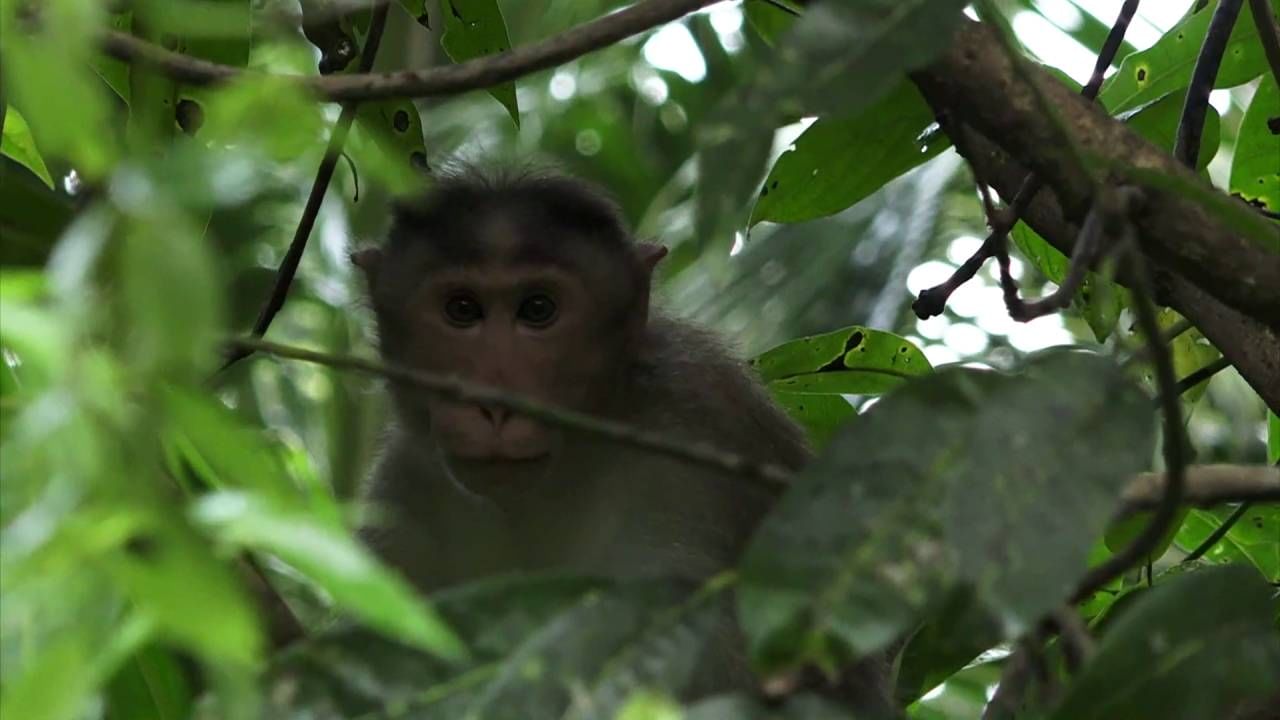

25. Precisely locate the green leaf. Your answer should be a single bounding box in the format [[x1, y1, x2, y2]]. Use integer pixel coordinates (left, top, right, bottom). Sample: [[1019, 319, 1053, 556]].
[[105, 644, 192, 720], [192, 490, 468, 663], [440, 0, 519, 126], [1120, 91, 1221, 170], [771, 393, 855, 449], [1230, 77, 1279, 214], [119, 209, 223, 379], [1175, 507, 1279, 582], [743, 0, 802, 46], [697, 0, 969, 247], [750, 81, 948, 226], [752, 325, 932, 384], [108, 519, 263, 666], [1010, 221, 1069, 284], [199, 76, 326, 161], [351, 99, 431, 188], [893, 589, 1001, 706], [1, 107, 54, 188], [1051, 565, 1280, 720], [739, 351, 1154, 671], [1, 0, 117, 176], [1099, 0, 1268, 113], [161, 386, 294, 496]]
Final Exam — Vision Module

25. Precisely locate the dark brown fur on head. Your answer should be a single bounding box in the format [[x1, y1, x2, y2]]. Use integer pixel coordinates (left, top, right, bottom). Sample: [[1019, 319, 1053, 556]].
[[352, 166, 666, 496]]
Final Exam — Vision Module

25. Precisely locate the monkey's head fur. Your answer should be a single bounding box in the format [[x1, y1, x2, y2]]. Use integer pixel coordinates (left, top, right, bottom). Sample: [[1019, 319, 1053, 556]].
[[353, 167, 666, 499]]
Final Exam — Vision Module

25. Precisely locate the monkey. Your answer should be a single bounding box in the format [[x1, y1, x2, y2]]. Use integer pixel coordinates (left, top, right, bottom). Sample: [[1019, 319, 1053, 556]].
[[350, 167, 894, 713]]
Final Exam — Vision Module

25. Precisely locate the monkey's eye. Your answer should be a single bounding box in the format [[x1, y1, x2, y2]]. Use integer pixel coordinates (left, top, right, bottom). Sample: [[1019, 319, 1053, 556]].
[[516, 294, 558, 327], [443, 294, 484, 327]]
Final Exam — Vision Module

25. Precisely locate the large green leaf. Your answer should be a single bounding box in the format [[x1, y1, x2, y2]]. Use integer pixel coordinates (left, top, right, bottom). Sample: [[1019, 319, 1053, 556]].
[[1099, 0, 1269, 113], [440, 0, 519, 126], [266, 577, 719, 719], [697, 0, 969, 247], [1230, 77, 1279, 214], [193, 490, 468, 662], [772, 393, 856, 449], [750, 80, 948, 226], [104, 644, 192, 720], [1119, 92, 1221, 171], [1051, 565, 1280, 720], [738, 351, 1154, 672]]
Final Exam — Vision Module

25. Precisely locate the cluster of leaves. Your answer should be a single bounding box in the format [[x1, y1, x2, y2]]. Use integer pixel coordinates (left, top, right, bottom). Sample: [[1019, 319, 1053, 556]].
[[2, 1, 1278, 720]]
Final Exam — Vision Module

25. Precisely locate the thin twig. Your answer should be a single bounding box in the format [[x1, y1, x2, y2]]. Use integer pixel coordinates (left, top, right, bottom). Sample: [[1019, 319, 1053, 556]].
[[224, 337, 794, 490], [1081, 0, 1142, 99], [220, 3, 390, 371], [1182, 501, 1252, 563], [1248, 0, 1280, 90], [1175, 355, 1232, 396], [1121, 318, 1193, 368], [1072, 190, 1187, 604], [1174, 0, 1245, 168], [99, 0, 720, 102], [1003, 200, 1109, 321]]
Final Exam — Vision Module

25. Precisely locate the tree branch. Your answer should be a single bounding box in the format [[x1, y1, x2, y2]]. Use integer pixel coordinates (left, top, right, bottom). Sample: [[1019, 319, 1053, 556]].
[[1119, 464, 1280, 515], [220, 3, 391, 372], [921, 103, 1280, 413], [911, 19, 1280, 327], [224, 337, 794, 491], [99, 0, 719, 102], [1174, 0, 1245, 168], [1249, 0, 1280, 89]]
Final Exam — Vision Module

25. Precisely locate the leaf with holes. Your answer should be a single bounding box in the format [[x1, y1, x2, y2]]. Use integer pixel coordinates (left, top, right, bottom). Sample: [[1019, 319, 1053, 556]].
[[750, 81, 948, 227], [738, 351, 1153, 672], [1099, 0, 1267, 113], [440, 0, 519, 126], [772, 393, 856, 449], [1051, 565, 1280, 720], [354, 99, 430, 171], [753, 325, 932, 391], [1230, 77, 1279, 214]]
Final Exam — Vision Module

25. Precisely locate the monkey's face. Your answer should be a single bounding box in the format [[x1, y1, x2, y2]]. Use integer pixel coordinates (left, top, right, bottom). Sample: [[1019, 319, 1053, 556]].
[[389, 258, 638, 495]]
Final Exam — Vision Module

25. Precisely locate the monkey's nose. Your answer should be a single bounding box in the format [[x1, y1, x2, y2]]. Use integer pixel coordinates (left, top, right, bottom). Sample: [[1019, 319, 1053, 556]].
[[479, 405, 510, 429]]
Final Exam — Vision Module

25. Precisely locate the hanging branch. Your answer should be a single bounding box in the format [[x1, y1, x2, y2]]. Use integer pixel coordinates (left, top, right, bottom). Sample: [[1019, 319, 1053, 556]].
[[220, 3, 390, 371], [1072, 193, 1187, 604], [912, 0, 1140, 320], [99, 0, 720, 102], [1174, 0, 1245, 168], [1119, 464, 1280, 515]]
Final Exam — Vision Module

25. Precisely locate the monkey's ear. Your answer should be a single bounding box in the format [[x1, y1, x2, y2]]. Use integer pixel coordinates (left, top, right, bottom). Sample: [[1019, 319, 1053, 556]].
[[350, 247, 384, 285], [634, 243, 668, 276]]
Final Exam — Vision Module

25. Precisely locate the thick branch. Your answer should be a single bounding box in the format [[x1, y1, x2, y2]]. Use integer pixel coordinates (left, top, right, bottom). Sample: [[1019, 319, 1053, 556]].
[[911, 19, 1280, 327], [945, 125, 1280, 413], [1119, 464, 1280, 515], [100, 0, 718, 102]]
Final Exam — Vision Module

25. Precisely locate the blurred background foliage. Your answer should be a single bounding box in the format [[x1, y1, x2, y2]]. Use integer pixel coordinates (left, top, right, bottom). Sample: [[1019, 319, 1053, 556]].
[[2, 0, 1277, 718]]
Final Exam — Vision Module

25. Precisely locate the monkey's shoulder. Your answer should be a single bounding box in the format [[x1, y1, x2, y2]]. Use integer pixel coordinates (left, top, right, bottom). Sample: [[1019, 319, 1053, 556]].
[[633, 314, 810, 471]]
